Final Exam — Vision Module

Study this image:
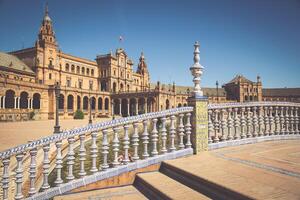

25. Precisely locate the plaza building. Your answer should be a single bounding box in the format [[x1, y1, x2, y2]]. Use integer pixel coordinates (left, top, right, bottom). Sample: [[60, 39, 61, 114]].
[[0, 6, 299, 122], [0, 6, 185, 121]]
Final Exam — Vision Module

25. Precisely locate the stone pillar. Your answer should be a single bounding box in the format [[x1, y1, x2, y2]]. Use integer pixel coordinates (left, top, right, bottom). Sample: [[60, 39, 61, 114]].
[[119, 99, 122, 116], [145, 98, 148, 113], [27, 98, 31, 109], [14, 97, 17, 109], [3, 96, 5, 109], [188, 97, 208, 154], [135, 99, 138, 115], [31, 98, 33, 109], [0, 96, 2, 109], [127, 100, 130, 116]]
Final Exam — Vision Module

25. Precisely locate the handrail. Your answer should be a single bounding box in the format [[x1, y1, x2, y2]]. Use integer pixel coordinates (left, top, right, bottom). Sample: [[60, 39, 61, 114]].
[[208, 101, 300, 109], [0, 106, 193, 160]]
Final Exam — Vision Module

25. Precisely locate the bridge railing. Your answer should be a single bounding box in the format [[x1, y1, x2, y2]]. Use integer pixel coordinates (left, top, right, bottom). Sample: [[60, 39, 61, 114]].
[[207, 102, 300, 145], [0, 107, 193, 200]]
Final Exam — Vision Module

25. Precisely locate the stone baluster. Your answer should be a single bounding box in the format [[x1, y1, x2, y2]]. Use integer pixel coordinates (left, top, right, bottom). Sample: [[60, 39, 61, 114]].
[[28, 147, 37, 196], [54, 140, 63, 186], [15, 153, 24, 200], [112, 127, 120, 167], [151, 118, 159, 155], [227, 108, 233, 140], [252, 106, 258, 137], [177, 114, 184, 149], [295, 107, 299, 134], [169, 115, 176, 152], [258, 106, 264, 136], [66, 136, 75, 181], [274, 106, 280, 135], [2, 158, 10, 200], [264, 107, 270, 136], [90, 131, 98, 173], [123, 124, 130, 164], [161, 117, 168, 153], [280, 107, 285, 135], [285, 107, 290, 134], [220, 109, 227, 141], [78, 133, 86, 177], [290, 107, 295, 134], [269, 106, 274, 135], [132, 122, 140, 160], [233, 108, 240, 139], [185, 113, 192, 148], [240, 107, 246, 139], [246, 107, 252, 138], [213, 109, 220, 142], [41, 144, 50, 190], [142, 120, 150, 158], [101, 129, 109, 170]]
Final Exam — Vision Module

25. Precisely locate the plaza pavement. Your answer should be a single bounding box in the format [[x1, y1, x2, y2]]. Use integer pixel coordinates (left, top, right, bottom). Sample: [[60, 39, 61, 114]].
[[0, 117, 112, 151]]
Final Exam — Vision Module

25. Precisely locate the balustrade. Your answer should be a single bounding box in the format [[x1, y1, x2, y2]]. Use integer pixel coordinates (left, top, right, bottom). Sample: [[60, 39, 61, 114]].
[[0, 102, 299, 200]]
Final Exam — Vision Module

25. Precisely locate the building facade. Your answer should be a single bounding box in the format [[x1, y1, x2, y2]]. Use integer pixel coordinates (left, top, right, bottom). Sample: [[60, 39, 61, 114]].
[[0, 6, 299, 122]]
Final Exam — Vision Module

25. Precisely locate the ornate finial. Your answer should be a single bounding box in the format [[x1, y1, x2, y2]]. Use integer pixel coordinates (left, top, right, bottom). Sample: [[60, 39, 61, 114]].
[[43, 2, 51, 22], [190, 41, 204, 98]]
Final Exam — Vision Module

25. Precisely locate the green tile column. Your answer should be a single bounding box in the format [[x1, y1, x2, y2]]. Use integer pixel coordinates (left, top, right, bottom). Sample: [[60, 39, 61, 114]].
[[188, 97, 208, 154]]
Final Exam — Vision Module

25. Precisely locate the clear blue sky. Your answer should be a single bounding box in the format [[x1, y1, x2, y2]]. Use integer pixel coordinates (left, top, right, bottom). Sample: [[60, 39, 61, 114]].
[[0, 0, 299, 88]]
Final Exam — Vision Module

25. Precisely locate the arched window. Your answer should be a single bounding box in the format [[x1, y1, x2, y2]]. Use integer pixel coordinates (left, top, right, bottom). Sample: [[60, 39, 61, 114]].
[[166, 99, 170, 110], [81, 67, 85, 75], [91, 97, 96, 110], [59, 94, 64, 110], [101, 81, 107, 91], [113, 82, 117, 92], [67, 95, 74, 110], [65, 63, 69, 71], [98, 97, 103, 110], [86, 68, 90, 75], [83, 96, 88, 111], [105, 98, 109, 110], [76, 66, 80, 74], [71, 65, 75, 73], [5, 90, 15, 109], [20, 91, 29, 109], [33, 93, 41, 109], [77, 95, 81, 110], [91, 69, 94, 76], [120, 83, 124, 92]]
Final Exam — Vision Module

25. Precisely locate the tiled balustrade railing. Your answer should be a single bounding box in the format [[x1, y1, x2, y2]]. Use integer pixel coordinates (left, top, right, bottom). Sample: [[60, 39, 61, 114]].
[[207, 102, 300, 145], [0, 107, 193, 200]]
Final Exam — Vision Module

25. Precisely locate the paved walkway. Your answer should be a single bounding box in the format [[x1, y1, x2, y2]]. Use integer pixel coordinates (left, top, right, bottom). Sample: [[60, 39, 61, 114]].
[[0, 117, 111, 151], [165, 140, 300, 200]]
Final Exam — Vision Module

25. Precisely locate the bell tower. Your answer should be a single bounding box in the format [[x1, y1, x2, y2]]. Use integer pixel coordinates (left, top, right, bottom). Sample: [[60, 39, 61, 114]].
[[36, 3, 57, 48], [35, 3, 59, 85], [137, 52, 150, 91]]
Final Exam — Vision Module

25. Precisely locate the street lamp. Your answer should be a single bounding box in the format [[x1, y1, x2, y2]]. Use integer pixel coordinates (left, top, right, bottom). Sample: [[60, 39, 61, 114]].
[[89, 91, 92, 124], [54, 82, 61, 134], [216, 80, 219, 103]]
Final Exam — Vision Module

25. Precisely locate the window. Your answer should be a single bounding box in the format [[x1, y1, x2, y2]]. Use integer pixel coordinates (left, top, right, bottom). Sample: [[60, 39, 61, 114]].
[[76, 66, 80, 74], [86, 68, 90, 75], [65, 63, 69, 71], [89, 80, 93, 90], [67, 79, 71, 87], [71, 65, 75, 73], [49, 73, 52, 80], [78, 79, 83, 89], [91, 69, 94, 76], [49, 60, 53, 67], [113, 70, 116, 76], [82, 67, 85, 75]]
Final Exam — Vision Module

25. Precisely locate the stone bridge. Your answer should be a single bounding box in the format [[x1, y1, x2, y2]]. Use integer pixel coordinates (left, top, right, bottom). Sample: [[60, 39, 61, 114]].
[[0, 101, 299, 200]]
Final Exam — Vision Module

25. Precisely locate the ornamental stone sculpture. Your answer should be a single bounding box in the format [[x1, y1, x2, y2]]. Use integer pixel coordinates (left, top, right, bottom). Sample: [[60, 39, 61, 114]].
[[190, 41, 204, 98]]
